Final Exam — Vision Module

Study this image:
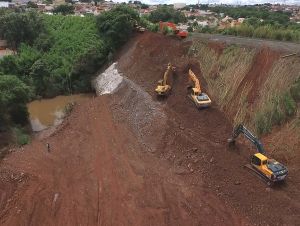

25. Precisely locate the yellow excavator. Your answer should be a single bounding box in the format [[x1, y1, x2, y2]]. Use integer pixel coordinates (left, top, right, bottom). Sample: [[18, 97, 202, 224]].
[[155, 63, 175, 96], [188, 69, 211, 108], [228, 124, 288, 185]]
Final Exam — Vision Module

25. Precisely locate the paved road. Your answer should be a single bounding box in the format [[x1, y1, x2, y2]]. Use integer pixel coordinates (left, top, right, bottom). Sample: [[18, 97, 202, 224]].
[[189, 33, 300, 53]]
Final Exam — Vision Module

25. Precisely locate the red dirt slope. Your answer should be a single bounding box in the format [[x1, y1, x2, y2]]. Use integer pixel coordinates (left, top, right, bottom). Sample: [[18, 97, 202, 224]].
[[116, 32, 300, 226], [0, 97, 245, 226]]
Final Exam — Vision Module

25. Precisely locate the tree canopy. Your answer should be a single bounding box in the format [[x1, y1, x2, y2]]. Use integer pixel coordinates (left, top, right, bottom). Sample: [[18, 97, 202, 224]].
[[0, 75, 32, 126], [0, 11, 45, 49], [96, 5, 139, 49], [148, 6, 187, 24], [53, 4, 75, 15]]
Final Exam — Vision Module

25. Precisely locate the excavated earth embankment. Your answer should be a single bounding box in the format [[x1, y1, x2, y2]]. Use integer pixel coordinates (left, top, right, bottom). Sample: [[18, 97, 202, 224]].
[[0, 32, 299, 226]]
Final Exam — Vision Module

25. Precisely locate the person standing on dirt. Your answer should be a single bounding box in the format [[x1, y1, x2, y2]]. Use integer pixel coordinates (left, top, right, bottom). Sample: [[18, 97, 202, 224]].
[[46, 143, 50, 152]]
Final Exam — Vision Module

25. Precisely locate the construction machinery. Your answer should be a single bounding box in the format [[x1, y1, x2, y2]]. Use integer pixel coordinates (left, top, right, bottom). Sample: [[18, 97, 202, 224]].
[[134, 21, 146, 33], [159, 22, 188, 39], [187, 69, 211, 108], [228, 124, 288, 185], [155, 63, 175, 96]]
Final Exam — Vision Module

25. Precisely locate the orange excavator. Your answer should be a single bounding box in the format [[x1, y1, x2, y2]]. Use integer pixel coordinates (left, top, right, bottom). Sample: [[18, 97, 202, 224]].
[[155, 63, 175, 96], [188, 69, 211, 108], [159, 22, 188, 39]]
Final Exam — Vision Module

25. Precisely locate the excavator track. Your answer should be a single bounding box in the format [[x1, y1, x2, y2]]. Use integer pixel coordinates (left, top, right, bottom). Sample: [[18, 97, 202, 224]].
[[244, 164, 274, 186]]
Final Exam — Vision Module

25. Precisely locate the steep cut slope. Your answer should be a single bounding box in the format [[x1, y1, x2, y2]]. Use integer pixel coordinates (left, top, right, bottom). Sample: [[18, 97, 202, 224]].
[[116, 32, 300, 225]]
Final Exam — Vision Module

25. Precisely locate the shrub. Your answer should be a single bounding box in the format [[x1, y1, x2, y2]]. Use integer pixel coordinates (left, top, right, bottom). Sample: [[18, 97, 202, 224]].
[[12, 127, 30, 145], [96, 5, 139, 49], [0, 75, 32, 127], [255, 111, 272, 135], [283, 92, 297, 116], [290, 79, 300, 102], [271, 98, 285, 125]]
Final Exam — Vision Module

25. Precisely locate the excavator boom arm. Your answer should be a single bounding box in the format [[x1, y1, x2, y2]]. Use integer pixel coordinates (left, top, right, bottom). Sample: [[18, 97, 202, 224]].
[[189, 69, 201, 94], [162, 63, 174, 86], [163, 64, 171, 85], [230, 124, 265, 154]]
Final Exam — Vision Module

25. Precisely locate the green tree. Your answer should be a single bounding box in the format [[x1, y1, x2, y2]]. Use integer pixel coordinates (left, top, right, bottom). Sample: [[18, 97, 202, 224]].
[[53, 4, 75, 15], [187, 26, 193, 32], [149, 6, 187, 24], [27, 1, 38, 8], [0, 75, 32, 126], [43, 0, 53, 4], [141, 4, 149, 9], [0, 11, 45, 49], [96, 5, 139, 49]]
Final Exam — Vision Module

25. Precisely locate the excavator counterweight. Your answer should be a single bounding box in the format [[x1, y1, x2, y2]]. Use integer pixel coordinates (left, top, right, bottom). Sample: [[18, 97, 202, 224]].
[[188, 69, 211, 108], [228, 124, 288, 185]]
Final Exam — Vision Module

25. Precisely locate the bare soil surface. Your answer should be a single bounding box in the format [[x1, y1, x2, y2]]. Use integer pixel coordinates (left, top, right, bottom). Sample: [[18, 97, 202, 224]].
[[0, 97, 246, 226], [0, 32, 299, 226]]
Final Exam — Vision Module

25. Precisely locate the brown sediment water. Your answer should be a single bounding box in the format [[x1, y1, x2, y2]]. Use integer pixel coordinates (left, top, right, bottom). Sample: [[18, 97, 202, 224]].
[[27, 94, 92, 132]]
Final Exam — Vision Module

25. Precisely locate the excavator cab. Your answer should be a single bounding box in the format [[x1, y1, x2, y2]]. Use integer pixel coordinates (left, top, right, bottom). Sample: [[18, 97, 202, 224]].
[[188, 69, 212, 108], [251, 153, 288, 182], [155, 63, 174, 96]]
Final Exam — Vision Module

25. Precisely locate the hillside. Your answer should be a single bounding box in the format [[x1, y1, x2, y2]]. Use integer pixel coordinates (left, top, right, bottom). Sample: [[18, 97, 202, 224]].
[[0, 32, 299, 225]]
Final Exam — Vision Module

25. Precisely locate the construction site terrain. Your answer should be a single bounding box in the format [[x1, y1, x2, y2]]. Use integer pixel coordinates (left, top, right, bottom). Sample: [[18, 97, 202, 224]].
[[0, 32, 299, 226]]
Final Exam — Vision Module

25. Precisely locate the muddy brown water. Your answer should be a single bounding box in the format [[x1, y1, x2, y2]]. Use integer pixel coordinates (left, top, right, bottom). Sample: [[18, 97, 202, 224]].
[[27, 94, 92, 132]]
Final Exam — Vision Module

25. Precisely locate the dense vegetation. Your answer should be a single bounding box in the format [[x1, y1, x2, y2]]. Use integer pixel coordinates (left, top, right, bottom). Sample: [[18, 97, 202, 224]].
[[53, 4, 75, 15], [0, 11, 45, 49], [148, 6, 187, 24], [0, 6, 138, 141], [211, 6, 291, 25], [97, 5, 139, 49], [202, 5, 300, 42], [220, 23, 300, 42]]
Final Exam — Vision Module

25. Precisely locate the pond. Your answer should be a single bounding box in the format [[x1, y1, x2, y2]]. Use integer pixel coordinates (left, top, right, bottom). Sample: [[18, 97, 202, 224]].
[[27, 94, 92, 132]]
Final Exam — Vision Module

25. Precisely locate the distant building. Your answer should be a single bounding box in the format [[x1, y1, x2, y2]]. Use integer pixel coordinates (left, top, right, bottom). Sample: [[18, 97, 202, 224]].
[[0, 1, 15, 7], [12, 0, 36, 4], [0, 2, 9, 8], [198, 21, 209, 27], [173, 3, 186, 9]]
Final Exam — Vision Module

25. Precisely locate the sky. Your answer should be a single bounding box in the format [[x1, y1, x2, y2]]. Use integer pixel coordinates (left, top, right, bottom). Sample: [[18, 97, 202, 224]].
[[114, 0, 300, 5]]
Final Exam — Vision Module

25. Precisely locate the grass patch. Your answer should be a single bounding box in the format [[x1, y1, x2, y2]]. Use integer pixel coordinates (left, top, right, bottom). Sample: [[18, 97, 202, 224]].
[[290, 79, 300, 102], [12, 127, 30, 146], [255, 92, 297, 135], [255, 113, 272, 135], [63, 102, 75, 116]]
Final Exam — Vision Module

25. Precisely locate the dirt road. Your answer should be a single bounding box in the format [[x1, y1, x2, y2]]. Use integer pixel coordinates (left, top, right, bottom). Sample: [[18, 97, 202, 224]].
[[189, 33, 300, 53]]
